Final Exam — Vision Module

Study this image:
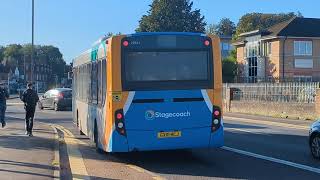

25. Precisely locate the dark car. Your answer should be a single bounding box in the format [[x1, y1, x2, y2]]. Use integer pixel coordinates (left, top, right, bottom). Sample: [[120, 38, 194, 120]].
[[38, 88, 72, 111], [309, 119, 320, 159]]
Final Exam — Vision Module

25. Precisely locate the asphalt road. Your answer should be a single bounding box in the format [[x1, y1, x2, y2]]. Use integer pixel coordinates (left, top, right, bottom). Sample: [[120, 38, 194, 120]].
[[4, 102, 320, 180]]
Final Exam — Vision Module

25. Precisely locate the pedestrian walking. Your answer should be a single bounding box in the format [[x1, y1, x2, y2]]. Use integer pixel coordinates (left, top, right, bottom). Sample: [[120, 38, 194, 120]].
[[21, 83, 39, 136], [0, 83, 9, 128]]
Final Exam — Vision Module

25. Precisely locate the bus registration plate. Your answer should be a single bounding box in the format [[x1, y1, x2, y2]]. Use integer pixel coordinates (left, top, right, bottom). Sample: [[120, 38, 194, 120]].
[[158, 131, 181, 138]]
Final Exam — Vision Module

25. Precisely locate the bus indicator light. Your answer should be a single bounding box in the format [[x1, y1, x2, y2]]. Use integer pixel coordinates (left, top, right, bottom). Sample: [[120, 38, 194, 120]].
[[123, 41, 129, 47], [204, 40, 210, 46], [117, 122, 124, 129], [116, 113, 123, 120], [212, 106, 221, 132], [213, 119, 219, 125], [115, 109, 126, 136]]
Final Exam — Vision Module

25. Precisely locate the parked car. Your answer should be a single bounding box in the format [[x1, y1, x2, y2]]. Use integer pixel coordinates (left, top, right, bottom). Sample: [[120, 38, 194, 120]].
[[38, 88, 72, 111], [309, 119, 320, 159]]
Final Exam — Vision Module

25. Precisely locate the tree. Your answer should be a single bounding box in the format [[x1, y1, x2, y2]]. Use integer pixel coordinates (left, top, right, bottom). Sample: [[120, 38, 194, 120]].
[[0, 44, 67, 87], [136, 0, 206, 33], [206, 23, 218, 35], [222, 50, 237, 83], [1, 44, 23, 71], [207, 18, 235, 36], [217, 18, 236, 36], [234, 12, 300, 39], [0, 46, 4, 64]]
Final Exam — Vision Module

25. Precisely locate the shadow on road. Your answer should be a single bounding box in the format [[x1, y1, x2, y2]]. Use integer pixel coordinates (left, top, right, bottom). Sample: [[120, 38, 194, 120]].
[[94, 131, 319, 180]]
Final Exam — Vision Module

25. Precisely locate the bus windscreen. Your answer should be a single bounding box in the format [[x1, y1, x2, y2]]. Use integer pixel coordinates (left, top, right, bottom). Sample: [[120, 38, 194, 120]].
[[124, 51, 210, 82]]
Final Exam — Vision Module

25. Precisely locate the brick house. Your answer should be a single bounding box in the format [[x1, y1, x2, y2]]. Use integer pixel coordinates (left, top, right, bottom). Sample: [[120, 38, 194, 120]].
[[233, 17, 320, 82]]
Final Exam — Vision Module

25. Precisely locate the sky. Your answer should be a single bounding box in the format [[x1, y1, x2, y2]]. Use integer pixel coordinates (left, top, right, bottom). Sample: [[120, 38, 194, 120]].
[[0, 0, 319, 63]]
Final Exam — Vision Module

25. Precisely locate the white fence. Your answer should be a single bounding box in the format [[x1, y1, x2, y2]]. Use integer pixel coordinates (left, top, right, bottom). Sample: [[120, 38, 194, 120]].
[[223, 82, 320, 103]]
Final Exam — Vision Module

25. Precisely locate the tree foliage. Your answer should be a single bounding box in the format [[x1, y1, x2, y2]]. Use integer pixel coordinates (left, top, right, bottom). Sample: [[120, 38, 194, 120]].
[[207, 18, 235, 36], [136, 0, 206, 33], [206, 23, 218, 35], [0, 44, 66, 84], [234, 12, 301, 39], [217, 18, 236, 36], [222, 50, 237, 83], [0, 46, 5, 64]]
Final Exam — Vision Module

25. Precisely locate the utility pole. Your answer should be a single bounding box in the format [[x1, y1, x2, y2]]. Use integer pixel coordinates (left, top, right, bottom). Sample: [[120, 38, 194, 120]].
[[31, 0, 34, 84], [24, 55, 26, 83]]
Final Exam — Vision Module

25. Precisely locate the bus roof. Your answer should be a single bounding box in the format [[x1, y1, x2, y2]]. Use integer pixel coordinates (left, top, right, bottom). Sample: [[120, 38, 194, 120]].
[[129, 32, 207, 37], [73, 32, 209, 67]]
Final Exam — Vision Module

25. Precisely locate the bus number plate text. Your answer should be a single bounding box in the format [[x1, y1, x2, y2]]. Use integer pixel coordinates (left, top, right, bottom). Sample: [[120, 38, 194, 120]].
[[158, 131, 181, 138]]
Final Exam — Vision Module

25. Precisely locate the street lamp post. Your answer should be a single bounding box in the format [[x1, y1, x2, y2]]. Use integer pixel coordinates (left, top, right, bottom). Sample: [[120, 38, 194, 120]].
[[31, 0, 34, 84]]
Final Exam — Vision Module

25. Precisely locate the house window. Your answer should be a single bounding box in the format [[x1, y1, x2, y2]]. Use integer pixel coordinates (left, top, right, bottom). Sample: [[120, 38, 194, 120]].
[[268, 42, 272, 54], [294, 59, 313, 68], [221, 42, 231, 51], [245, 42, 259, 82], [248, 57, 258, 80], [294, 41, 312, 56]]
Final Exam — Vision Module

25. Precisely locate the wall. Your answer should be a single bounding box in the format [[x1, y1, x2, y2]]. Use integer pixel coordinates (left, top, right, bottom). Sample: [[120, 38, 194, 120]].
[[230, 101, 316, 120], [282, 38, 320, 79], [236, 46, 246, 77], [225, 88, 320, 120], [265, 39, 281, 78]]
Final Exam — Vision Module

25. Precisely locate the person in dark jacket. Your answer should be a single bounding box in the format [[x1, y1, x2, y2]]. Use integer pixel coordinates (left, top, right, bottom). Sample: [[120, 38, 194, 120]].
[[21, 83, 39, 136], [0, 83, 9, 128]]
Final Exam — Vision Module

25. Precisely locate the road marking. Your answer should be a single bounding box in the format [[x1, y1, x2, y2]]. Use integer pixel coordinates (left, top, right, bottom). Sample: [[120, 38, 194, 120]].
[[126, 165, 166, 180], [52, 124, 91, 180], [54, 124, 166, 180], [222, 146, 320, 174], [225, 127, 253, 133], [49, 125, 60, 180], [224, 116, 309, 130]]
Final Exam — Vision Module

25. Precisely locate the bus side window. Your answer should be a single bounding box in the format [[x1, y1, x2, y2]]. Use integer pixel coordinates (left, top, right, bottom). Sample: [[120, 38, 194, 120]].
[[97, 60, 102, 105], [79, 66, 83, 101], [102, 59, 107, 105], [91, 62, 98, 105], [87, 63, 92, 103], [83, 65, 87, 102], [81, 65, 85, 101]]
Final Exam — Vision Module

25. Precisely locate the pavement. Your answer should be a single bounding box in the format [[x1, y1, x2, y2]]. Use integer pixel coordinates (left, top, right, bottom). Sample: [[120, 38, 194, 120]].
[[0, 116, 56, 180], [1, 99, 320, 180]]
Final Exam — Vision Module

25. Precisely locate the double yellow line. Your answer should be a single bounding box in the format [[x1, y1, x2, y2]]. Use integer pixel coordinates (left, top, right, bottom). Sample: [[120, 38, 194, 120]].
[[52, 124, 165, 180], [51, 124, 90, 180]]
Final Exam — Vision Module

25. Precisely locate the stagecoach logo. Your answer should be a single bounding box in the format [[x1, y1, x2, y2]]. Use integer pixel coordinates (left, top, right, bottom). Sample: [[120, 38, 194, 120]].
[[145, 110, 156, 120], [145, 110, 191, 120]]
